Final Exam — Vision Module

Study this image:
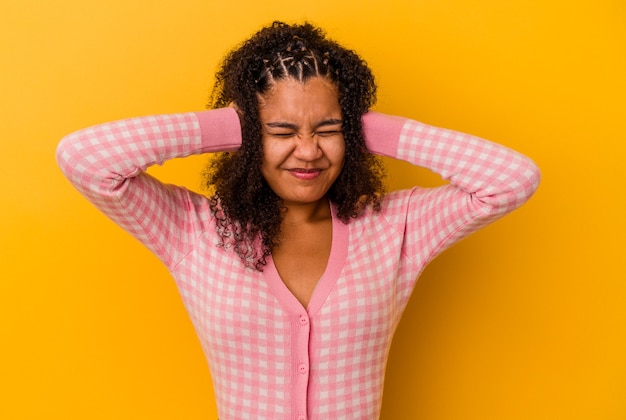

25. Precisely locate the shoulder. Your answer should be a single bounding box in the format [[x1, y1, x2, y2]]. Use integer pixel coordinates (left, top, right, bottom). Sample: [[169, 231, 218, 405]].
[[350, 187, 427, 226]]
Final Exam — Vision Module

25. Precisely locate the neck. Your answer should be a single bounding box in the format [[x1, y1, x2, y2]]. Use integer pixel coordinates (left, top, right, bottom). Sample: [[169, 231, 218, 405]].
[[281, 198, 331, 226]]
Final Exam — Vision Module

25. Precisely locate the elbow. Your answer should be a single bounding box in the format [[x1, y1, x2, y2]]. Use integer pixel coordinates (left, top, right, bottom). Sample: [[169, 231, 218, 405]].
[[500, 156, 542, 213], [475, 156, 541, 216], [56, 131, 95, 189], [520, 156, 542, 201], [55, 134, 77, 177]]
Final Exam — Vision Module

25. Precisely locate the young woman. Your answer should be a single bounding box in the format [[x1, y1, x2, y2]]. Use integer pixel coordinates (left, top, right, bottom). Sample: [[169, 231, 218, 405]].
[[57, 21, 540, 420]]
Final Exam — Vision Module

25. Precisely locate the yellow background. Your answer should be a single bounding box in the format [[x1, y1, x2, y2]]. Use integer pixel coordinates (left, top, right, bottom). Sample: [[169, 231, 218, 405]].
[[1, 0, 624, 418]]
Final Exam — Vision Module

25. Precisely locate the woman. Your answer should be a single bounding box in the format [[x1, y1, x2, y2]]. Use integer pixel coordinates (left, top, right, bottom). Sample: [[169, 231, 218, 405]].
[[57, 21, 540, 420]]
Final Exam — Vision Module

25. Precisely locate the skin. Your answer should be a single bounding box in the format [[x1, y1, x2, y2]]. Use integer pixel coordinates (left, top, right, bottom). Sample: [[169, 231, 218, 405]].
[[258, 76, 345, 307]]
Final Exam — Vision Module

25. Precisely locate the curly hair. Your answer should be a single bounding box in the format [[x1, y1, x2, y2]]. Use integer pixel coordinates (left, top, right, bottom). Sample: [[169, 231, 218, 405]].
[[204, 21, 386, 270]]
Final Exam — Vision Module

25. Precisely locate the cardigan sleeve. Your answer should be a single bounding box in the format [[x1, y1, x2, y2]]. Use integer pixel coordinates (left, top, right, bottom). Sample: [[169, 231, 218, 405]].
[[362, 111, 541, 276], [56, 108, 242, 268]]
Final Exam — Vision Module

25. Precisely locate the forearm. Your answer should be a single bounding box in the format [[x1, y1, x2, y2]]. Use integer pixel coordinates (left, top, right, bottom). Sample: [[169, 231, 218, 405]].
[[362, 111, 541, 215], [56, 108, 241, 199]]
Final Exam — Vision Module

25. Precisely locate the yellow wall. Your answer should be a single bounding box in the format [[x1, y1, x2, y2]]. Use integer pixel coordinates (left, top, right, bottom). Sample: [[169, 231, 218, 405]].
[[1, 0, 624, 418]]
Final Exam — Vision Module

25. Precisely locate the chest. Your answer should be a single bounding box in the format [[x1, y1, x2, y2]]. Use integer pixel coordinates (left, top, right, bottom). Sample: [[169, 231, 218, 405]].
[[271, 220, 332, 308], [172, 218, 414, 360]]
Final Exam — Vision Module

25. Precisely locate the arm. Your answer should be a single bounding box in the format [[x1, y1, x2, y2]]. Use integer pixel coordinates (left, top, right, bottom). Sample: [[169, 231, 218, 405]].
[[362, 111, 541, 265], [56, 108, 242, 268]]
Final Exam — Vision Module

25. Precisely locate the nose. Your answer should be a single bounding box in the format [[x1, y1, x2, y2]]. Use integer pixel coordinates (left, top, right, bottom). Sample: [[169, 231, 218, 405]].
[[292, 134, 323, 161]]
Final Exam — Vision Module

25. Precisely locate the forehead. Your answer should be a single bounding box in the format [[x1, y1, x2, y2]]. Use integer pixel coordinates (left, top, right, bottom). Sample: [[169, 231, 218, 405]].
[[257, 77, 341, 121]]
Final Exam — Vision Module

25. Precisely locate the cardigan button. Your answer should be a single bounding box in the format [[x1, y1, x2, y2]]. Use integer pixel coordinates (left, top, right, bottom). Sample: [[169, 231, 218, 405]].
[[299, 315, 309, 326], [298, 363, 308, 374]]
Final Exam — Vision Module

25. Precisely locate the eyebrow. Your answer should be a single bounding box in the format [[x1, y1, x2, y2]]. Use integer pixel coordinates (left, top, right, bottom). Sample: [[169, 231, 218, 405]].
[[265, 119, 343, 130]]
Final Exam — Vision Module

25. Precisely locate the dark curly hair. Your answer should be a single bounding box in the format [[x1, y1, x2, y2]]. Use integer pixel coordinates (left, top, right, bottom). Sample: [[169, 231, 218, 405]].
[[204, 21, 386, 270]]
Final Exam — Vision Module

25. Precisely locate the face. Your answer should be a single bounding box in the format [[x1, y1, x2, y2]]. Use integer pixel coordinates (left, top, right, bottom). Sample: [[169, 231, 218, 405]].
[[258, 76, 345, 208]]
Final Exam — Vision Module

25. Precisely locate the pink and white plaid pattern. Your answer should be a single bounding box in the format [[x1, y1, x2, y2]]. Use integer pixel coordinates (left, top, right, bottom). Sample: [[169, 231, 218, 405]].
[[57, 109, 540, 420]]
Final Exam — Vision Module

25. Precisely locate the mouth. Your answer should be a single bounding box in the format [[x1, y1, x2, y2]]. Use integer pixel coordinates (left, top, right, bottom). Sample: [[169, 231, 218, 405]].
[[288, 168, 322, 180]]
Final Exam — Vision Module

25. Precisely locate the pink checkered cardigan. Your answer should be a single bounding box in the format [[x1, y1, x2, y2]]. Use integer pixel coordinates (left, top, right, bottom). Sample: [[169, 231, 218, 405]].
[[57, 108, 540, 420]]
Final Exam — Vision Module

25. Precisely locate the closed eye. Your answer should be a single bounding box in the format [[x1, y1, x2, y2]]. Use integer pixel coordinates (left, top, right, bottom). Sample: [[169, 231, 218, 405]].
[[268, 131, 297, 138], [316, 130, 342, 137]]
